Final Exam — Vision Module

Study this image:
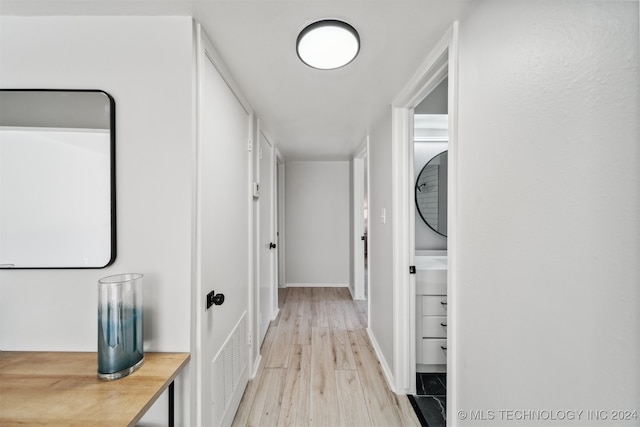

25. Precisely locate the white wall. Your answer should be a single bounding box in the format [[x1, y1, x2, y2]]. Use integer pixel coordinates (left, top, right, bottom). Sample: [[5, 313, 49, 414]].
[[415, 77, 448, 114], [455, 1, 639, 424], [0, 16, 194, 425], [367, 110, 395, 373], [284, 161, 350, 285]]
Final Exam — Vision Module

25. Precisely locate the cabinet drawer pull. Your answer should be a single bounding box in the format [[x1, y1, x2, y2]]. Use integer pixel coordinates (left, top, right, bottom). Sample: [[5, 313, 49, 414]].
[[441, 346, 447, 351], [440, 301, 447, 306], [441, 323, 447, 327]]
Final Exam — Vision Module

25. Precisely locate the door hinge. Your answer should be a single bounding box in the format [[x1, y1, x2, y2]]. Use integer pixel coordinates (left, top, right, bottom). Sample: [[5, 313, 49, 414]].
[[248, 138, 253, 152], [248, 331, 252, 346], [409, 266, 416, 274]]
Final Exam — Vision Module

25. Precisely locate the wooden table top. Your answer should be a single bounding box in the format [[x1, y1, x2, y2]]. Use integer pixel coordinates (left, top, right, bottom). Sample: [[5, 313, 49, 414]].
[[0, 351, 190, 427]]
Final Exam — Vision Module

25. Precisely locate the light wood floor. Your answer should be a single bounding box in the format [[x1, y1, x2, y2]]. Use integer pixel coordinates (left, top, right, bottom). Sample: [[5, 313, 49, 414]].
[[232, 287, 420, 427]]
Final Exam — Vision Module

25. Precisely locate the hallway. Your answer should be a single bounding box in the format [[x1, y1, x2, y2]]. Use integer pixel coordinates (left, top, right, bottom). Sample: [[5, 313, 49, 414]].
[[232, 287, 420, 426]]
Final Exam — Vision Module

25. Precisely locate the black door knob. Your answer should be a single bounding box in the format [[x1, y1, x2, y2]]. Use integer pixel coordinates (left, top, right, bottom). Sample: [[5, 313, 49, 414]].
[[206, 290, 225, 309], [269, 242, 277, 249], [212, 293, 225, 306]]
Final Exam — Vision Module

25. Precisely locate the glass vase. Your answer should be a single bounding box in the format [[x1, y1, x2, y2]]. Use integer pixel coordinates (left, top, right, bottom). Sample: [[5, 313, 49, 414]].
[[97, 273, 144, 380]]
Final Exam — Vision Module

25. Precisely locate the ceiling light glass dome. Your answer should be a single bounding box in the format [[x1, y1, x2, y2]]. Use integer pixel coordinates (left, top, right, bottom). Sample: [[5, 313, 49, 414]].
[[296, 20, 360, 70]]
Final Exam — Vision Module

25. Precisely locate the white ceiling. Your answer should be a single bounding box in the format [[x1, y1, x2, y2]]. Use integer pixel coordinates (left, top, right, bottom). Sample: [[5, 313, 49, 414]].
[[0, 0, 474, 160]]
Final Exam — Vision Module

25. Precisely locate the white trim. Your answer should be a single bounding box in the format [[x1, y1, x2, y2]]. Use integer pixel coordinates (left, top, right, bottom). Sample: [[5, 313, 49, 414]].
[[347, 282, 356, 300], [284, 283, 350, 288], [390, 22, 459, 408], [189, 20, 200, 427], [277, 162, 286, 287], [193, 23, 206, 427], [366, 327, 398, 394], [364, 136, 371, 329], [199, 27, 252, 116], [354, 138, 368, 158], [393, 41, 449, 108], [270, 139, 279, 323], [247, 112, 256, 390], [446, 24, 460, 427], [352, 156, 365, 300], [250, 354, 262, 379], [250, 115, 260, 390], [391, 106, 414, 394]]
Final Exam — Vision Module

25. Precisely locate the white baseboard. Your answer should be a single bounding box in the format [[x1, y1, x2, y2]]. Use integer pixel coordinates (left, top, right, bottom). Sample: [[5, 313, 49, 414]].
[[284, 283, 349, 288], [366, 327, 399, 394], [346, 284, 367, 301], [250, 354, 262, 379], [347, 284, 355, 299]]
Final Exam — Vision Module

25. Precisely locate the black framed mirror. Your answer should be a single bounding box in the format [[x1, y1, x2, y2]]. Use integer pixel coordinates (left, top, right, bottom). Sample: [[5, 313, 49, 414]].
[[415, 150, 447, 237], [0, 89, 116, 268]]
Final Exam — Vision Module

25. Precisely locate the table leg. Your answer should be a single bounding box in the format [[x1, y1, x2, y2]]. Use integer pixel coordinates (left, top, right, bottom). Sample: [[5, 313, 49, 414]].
[[168, 381, 174, 427]]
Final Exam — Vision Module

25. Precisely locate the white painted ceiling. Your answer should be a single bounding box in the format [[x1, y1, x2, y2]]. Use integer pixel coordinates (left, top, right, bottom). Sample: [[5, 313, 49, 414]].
[[0, 0, 474, 160]]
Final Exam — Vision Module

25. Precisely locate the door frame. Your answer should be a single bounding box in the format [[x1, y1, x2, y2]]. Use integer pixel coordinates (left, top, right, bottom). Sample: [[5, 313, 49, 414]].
[[352, 137, 369, 301], [390, 22, 459, 411], [276, 155, 285, 288]]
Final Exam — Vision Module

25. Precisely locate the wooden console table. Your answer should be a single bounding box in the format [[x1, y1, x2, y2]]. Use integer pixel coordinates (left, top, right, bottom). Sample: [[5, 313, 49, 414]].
[[0, 351, 190, 427]]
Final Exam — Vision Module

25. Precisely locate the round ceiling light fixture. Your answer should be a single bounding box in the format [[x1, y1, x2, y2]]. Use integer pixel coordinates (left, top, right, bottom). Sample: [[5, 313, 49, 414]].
[[296, 19, 360, 70]]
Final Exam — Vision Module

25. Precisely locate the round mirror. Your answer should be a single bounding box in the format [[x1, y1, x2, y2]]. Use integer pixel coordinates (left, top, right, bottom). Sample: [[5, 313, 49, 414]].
[[415, 150, 448, 237]]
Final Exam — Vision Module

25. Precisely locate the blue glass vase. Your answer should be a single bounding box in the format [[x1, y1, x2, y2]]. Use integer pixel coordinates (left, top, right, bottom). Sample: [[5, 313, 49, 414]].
[[97, 273, 144, 380]]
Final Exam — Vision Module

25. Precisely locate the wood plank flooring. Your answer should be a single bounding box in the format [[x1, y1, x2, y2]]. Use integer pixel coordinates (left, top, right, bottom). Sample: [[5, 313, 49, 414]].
[[232, 287, 420, 427]]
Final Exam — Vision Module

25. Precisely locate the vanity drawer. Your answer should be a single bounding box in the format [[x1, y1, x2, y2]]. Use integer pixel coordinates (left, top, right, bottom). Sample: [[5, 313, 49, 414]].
[[422, 315, 447, 338], [422, 296, 447, 316], [422, 339, 447, 365]]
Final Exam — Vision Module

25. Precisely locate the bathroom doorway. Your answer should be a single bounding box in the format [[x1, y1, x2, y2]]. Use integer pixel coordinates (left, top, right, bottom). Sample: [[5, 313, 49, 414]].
[[390, 22, 458, 424], [410, 78, 449, 427]]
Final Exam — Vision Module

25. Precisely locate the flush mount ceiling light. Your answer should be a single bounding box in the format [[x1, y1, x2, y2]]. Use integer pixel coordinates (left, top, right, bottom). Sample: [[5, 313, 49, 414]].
[[296, 19, 360, 70]]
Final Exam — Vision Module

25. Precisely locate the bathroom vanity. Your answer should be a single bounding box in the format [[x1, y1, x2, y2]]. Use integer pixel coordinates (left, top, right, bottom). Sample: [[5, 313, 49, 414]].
[[415, 252, 447, 373]]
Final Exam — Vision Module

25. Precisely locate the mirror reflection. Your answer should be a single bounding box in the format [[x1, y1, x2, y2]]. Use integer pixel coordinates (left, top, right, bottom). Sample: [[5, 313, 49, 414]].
[[0, 90, 116, 268], [415, 150, 447, 237]]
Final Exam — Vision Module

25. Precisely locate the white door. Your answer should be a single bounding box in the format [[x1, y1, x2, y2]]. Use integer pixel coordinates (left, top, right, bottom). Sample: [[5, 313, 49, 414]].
[[196, 26, 251, 427], [258, 131, 276, 343], [277, 162, 286, 287]]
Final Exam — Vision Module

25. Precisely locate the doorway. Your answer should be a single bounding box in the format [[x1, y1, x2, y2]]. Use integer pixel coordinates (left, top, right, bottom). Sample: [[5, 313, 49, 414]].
[[411, 78, 449, 427], [352, 138, 370, 304], [390, 22, 458, 423], [258, 130, 277, 345]]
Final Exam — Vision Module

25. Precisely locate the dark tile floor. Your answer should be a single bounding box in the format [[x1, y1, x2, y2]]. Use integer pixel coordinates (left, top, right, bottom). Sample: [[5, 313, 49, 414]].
[[408, 373, 446, 427]]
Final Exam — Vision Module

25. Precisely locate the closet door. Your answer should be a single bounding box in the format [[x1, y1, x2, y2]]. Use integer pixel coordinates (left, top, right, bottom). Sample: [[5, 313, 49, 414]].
[[195, 24, 252, 427], [258, 131, 276, 344]]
